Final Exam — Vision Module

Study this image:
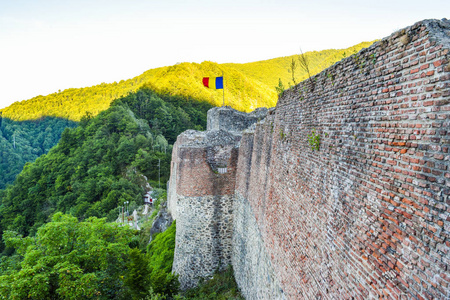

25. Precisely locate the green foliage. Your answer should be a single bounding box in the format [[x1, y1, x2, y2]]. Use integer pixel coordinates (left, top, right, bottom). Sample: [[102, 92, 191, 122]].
[[147, 221, 179, 297], [0, 213, 137, 299], [279, 128, 286, 140], [275, 78, 286, 96], [0, 62, 274, 121], [307, 129, 321, 151], [139, 62, 277, 113], [298, 48, 312, 84], [181, 266, 244, 300], [0, 104, 167, 248], [135, 190, 166, 251], [0, 197, 181, 300], [112, 88, 212, 144], [371, 52, 377, 64], [290, 57, 297, 86], [352, 53, 366, 73], [0, 86, 211, 249], [125, 248, 152, 300], [0, 117, 77, 189]]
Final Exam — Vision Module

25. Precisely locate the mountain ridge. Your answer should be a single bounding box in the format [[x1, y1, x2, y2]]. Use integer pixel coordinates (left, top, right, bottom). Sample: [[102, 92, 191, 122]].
[[0, 41, 375, 121]]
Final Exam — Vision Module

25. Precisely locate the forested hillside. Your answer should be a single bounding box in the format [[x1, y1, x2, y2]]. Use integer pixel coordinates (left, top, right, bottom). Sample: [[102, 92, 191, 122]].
[[0, 41, 375, 121], [0, 88, 211, 243], [0, 41, 376, 222], [0, 116, 77, 189], [0, 87, 215, 299], [0, 89, 211, 188]]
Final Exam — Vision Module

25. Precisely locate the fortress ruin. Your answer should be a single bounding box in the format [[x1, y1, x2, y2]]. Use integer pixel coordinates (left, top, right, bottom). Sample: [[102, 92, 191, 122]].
[[168, 19, 450, 299]]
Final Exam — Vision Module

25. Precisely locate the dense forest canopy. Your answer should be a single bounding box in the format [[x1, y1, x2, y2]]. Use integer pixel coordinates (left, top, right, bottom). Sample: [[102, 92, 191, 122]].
[[0, 117, 77, 189], [0, 89, 212, 189], [0, 41, 374, 121], [0, 213, 178, 299], [0, 86, 213, 298], [0, 88, 212, 248]]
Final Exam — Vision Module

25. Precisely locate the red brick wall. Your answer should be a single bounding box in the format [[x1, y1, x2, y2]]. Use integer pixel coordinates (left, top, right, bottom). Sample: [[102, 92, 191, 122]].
[[176, 146, 238, 197], [240, 19, 449, 299]]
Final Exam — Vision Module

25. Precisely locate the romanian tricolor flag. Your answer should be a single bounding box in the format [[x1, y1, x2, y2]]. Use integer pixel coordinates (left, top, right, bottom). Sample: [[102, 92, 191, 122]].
[[202, 77, 223, 89]]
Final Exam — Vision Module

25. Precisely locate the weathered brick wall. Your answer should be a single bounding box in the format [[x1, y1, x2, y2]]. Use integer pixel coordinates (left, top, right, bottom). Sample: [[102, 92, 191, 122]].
[[169, 19, 449, 299], [241, 19, 449, 299], [168, 129, 239, 219], [233, 126, 287, 299]]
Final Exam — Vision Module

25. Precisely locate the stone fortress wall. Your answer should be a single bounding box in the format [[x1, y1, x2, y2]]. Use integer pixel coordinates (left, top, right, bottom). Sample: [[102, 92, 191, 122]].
[[168, 19, 450, 299]]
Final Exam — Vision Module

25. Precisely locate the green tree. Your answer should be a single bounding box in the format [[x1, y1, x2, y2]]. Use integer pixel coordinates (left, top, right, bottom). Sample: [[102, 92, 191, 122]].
[[124, 248, 152, 300], [147, 222, 179, 297], [0, 213, 136, 299]]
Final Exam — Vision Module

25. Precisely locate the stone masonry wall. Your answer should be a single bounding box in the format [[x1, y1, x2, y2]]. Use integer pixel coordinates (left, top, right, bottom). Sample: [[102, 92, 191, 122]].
[[173, 194, 234, 290], [233, 192, 286, 300], [169, 128, 240, 290], [242, 19, 450, 299], [169, 19, 449, 299], [207, 106, 268, 132]]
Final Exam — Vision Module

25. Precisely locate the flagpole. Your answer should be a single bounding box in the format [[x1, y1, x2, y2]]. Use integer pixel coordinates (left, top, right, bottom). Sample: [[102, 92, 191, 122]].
[[222, 71, 225, 107]]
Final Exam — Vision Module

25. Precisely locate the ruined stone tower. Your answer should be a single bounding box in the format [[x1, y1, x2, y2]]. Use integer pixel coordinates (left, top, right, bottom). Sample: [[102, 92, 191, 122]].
[[168, 107, 270, 290]]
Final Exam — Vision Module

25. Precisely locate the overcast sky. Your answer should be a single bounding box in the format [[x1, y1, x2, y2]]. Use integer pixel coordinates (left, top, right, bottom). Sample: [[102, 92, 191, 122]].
[[0, 0, 448, 110]]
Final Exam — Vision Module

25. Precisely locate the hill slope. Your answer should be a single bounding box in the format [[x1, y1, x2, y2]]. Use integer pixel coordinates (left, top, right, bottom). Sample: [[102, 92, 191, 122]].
[[0, 117, 77, 189], [0, 41, 375, 121], [224, 41, 374, 88], [0, 88, 211, 241]]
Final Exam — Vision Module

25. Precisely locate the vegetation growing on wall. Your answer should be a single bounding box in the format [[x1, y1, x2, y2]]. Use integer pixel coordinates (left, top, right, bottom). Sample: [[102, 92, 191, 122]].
[[307, 129, 321, 151]]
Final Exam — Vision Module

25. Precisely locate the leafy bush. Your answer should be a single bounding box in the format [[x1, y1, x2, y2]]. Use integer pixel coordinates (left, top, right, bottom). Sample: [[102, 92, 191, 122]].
[[125, 248, 152, 300], [0, 213, 137, 299], [147, 221, 179, 297]]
